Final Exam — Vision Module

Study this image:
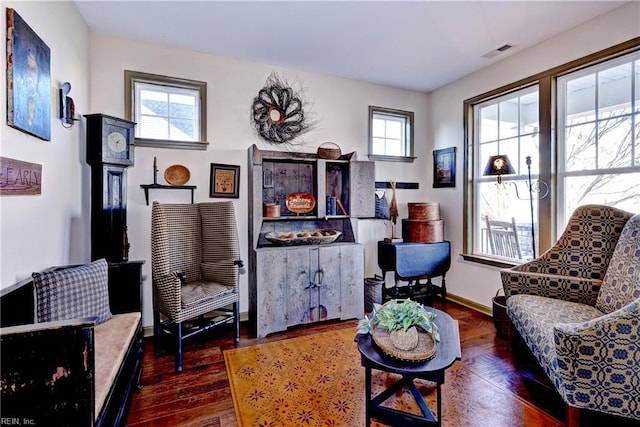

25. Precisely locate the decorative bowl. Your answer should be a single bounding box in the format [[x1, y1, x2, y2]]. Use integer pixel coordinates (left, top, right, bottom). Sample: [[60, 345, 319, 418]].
[[286, 192, 316, 214], [265, 229, 342, 246], [164, 164, 190, 185], [371, 325, 436, 362]]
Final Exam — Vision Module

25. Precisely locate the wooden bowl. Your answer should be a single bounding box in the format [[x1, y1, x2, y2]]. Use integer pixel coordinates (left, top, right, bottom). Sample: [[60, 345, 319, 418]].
[[164, 165, 190, 185]]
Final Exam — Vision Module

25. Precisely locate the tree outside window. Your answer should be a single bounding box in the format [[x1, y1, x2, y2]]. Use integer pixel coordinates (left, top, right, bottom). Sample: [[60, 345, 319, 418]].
[[465, 45, 640, 266]]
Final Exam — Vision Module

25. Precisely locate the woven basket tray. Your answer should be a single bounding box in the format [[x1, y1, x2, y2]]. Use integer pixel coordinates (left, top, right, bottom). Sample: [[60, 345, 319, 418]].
[[372, 326, 436, 362]]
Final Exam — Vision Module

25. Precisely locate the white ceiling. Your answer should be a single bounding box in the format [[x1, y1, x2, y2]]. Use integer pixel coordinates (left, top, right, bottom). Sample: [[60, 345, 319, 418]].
[[74, 1, 629, 92]]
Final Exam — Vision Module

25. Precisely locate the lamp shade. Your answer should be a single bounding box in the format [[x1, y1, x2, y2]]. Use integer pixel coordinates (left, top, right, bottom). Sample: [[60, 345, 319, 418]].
[[483, 154, 516, 181], [483, 155, 516, 184]]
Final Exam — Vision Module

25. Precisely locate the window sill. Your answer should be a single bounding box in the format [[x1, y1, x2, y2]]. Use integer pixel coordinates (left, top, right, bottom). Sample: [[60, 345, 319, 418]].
[[460, 253, 523, 269], [367, 154, 416, 163], [134, 138, 209, 151]]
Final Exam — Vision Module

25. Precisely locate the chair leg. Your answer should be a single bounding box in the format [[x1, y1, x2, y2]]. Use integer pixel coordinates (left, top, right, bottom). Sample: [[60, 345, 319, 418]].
[[175, 322, 183, 374], [441, 275, 447, 301], [233, 301, 240, 345], [566, 405, 580, 427], [153, 310, 161, 357]]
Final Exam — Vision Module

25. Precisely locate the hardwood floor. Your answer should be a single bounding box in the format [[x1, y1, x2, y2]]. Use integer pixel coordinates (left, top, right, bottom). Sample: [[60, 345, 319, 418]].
[[126, 300, 639, 426]]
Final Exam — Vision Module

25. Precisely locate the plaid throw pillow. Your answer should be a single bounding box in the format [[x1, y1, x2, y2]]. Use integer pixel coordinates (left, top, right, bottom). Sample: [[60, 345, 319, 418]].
[[33, 258, 112, 324]]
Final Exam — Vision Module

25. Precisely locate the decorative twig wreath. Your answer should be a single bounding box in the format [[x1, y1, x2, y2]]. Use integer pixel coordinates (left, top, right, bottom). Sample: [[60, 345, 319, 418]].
[[251, 72, 315, 145]]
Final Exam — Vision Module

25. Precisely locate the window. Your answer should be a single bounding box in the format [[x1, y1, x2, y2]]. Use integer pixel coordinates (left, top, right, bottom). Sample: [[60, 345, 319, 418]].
[[473, 86, 541, 261], [464, 40, 640, 267], [125, 70, 208, 150], [369, 106, 415, 161], [557, 53, 640, 225]]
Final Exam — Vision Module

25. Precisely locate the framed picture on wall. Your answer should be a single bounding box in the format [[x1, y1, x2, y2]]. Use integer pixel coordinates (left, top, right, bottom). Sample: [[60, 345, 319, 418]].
[[210, 163, 240, 198], [6, 8, 51, 141], [433, 147, 456, 188]]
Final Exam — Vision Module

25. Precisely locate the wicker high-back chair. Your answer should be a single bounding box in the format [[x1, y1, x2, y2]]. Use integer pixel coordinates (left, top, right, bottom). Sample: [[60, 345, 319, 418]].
[[151, 201, 242, 373]]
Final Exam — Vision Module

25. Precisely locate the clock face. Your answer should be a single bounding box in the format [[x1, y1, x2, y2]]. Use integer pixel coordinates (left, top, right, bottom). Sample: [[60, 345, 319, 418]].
[[107, 131, 127, 153], [86, 114, 135, 166], [102, 119, 134, 165]]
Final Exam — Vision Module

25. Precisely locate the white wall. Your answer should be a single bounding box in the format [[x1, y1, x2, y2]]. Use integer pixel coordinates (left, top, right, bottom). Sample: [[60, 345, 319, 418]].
[[89, 34, 431, 327], [428, 2, 640, 309], [2, 1, 636, 330], [0, 1, 90, 287]]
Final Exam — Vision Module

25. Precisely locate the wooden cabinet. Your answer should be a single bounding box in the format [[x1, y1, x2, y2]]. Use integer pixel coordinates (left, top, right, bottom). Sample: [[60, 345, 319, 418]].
[[253, 244, 364, 338], [335, 244, 366, 320], [248, 145, 372, 338], [254, 249, 287, 337]]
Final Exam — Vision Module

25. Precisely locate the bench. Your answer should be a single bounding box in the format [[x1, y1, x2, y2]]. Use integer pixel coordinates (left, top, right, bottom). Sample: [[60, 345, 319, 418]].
[[1, 259, 144, 427]]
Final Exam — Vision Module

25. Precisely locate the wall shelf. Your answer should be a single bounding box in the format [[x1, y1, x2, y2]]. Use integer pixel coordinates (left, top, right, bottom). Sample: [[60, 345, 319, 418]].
[[140, 184, 196, 205], [375, 181, 419, 190]]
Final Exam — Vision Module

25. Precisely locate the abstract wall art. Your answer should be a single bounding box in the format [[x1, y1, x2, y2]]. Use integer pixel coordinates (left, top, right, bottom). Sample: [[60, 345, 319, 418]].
[[6, 8, 51, 141]]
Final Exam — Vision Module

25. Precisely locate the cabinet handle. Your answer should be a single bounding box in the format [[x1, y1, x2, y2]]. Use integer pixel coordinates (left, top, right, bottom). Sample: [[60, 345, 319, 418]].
[[307, 269, 324, 289], [315, 269, 324, 288]]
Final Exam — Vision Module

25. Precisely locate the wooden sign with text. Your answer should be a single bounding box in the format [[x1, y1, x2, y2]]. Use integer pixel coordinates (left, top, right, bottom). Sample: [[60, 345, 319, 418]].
[[0, 157, 42, 195]]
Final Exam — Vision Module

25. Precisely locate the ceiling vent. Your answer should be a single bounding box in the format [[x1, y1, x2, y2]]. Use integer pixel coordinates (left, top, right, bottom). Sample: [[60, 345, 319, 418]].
[[482, 43, 514, 59]]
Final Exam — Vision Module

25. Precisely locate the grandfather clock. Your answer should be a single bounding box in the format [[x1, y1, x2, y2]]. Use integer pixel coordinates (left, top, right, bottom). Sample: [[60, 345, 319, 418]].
[[85, 114, 144, 314], [85, 113, 135, 262]]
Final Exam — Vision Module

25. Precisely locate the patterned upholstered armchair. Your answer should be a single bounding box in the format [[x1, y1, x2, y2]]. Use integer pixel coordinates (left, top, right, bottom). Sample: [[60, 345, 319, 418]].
[[151, 201, 243, 373], [501, 205, 640, 426]]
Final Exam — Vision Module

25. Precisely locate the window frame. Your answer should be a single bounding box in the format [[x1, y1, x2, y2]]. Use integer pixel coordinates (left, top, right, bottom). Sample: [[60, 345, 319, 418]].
[[462, 38, 640, 268], [368, 106, 416, 162], [472, 84, 542, 263], [556, 52, 640, 225], [124, 70, 208, 150]]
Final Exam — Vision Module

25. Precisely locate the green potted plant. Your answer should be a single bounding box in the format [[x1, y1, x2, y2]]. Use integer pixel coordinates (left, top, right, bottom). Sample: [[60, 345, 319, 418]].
[[358, 299, 440, 351]]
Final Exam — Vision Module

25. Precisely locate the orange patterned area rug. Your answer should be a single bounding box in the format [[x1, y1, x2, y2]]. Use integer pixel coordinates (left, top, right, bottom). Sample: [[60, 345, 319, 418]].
[[224, 328, 562, 427]]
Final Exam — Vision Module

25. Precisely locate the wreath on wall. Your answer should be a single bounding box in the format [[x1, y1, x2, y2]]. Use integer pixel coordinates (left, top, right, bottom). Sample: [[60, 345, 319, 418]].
[[251, 72, 316, 145]]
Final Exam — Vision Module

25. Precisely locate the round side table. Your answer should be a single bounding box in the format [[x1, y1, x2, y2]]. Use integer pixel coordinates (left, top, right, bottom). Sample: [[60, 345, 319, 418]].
[[355, 308, 461, 427]]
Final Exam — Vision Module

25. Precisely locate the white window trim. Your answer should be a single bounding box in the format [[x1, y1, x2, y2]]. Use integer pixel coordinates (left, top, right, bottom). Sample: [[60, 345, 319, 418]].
[[556, 51, 640, 226], [124, 70, 208, 150], [472, 85, 541, 262]]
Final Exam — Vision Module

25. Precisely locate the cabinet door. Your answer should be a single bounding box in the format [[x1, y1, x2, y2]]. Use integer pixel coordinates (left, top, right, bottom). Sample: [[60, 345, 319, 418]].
[[338, 244, 365, 320], [256, 250, 287, 337], [318, 245, 343, 321], [286, 247, 313, 327], [350, 161, 375, 218]]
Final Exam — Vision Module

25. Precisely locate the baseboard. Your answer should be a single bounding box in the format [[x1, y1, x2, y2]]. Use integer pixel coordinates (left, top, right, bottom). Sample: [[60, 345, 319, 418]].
[[142, 311, 250, 338], [446, 293, 492, 317], [143, 325, 153, 338]]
